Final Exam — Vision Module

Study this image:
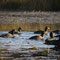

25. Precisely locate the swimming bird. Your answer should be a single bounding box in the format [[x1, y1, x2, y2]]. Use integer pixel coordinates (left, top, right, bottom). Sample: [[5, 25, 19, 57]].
[[34, 26, 50, 35], [55, 35, 60, 37], [9, 27, 22, 34], [45, 32, 56, 45], [45, 36, 60, 49], [0, 29, 15, 38], [46, 32, 55, 41], [29, 32, 44, 40], [14, 27, 22, 34], [52, 30, 60, 34]]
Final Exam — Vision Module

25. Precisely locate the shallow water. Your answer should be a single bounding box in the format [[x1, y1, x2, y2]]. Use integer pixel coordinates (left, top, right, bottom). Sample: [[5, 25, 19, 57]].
[[0, 32, 54, 50], [0, 31, 60, 60]]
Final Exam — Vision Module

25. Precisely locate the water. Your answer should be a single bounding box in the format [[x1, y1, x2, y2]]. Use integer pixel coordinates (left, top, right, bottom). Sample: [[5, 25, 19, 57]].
[[0, 31, 54, 50], [0, 11, 60, 60], [0, 31, 60, 60]]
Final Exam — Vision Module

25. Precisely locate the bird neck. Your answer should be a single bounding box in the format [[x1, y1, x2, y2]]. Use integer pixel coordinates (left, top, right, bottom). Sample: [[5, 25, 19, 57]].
[[18, 29, 21, 32], [9, 31, 14, 35], [50, 32, 54, 38], [41, 34, 44, 37]]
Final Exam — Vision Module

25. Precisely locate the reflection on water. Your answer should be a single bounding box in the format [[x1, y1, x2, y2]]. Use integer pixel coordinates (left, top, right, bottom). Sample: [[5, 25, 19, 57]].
[[0, 24, 60, 31], [0, 32, 60, 60]]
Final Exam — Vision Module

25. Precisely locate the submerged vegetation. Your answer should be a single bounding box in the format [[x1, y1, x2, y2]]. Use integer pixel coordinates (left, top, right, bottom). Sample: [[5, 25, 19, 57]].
[[0, 0, 60, 11]]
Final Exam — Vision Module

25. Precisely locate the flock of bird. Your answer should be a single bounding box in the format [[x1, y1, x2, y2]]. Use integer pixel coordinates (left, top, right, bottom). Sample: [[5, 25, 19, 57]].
[[0, 26, 60, 41], [0, 26, 60, 50], [0, 27, 21, 38]]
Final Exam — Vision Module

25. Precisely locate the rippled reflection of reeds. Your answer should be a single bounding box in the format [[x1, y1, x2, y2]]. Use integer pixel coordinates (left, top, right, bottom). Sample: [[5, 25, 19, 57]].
[[0, 24, 60, 31]]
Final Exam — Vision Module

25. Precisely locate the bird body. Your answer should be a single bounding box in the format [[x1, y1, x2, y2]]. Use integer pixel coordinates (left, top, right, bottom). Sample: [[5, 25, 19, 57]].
[[34, 30, 44, 34], [29, 35, 44, 40], [34, 26, 50, 35], [52, 30, 60, 34], [55, 35, 60, 37], [46, 32, 55, 41], [29, 32, 44, 40], [0, 29, 15, 38], [45, 32, 55, 45], [0, 33, 14, 38]]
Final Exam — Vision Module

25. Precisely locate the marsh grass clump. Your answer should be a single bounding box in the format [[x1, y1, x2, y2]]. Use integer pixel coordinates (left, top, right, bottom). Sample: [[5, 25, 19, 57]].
[[0, 49, 9, 54], [32, 51, 48, 56]]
